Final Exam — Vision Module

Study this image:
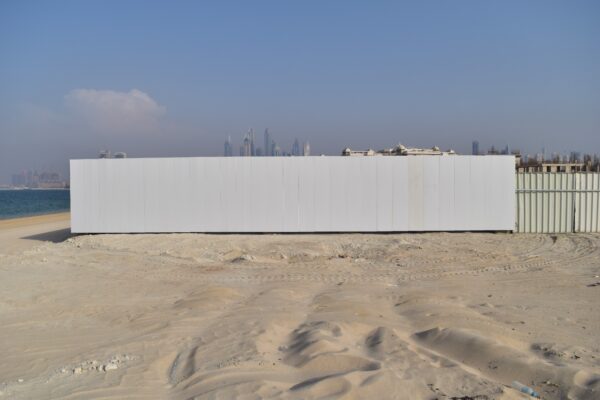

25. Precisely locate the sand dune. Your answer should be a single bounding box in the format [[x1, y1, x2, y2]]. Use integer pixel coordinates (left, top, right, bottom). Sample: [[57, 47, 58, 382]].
[[0, 217, 599, 399]]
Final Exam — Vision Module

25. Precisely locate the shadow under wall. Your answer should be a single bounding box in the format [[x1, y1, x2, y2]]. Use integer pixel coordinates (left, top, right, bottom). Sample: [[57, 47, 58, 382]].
[[21, 228, 74, 243]]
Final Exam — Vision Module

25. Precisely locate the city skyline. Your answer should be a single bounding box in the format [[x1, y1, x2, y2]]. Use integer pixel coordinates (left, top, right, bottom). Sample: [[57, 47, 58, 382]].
[[225, 128, 310, 157], [5, 137, 599, 187], [1, 1, 599, 184]]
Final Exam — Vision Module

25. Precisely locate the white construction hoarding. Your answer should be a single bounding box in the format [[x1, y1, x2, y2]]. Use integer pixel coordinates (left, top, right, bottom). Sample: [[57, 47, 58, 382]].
[[70, 156, 515, 233]]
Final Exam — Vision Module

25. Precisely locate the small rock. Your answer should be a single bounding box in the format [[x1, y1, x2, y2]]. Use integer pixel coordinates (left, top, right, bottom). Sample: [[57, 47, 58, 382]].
[[232, 254, 255, 262], [17, 378, 24, 383], [104, 363, 118, 371]]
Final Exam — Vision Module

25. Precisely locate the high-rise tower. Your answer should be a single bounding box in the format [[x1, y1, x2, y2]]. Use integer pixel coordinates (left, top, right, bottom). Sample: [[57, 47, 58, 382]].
[[472, 140, 479, 155], [249, 129, 256, 156], [240, 132, 252, 156], [292, 138, 301, 156], [264, 129, 272, 157], [303, 141, 310, 156], [224, 136, 233, 156]]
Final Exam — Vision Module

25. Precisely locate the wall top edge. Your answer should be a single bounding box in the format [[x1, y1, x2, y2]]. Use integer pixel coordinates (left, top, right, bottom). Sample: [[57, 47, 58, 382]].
[[70, 155, 515, 162]]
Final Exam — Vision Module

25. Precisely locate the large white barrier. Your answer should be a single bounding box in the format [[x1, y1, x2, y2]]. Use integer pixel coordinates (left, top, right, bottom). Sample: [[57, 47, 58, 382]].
[[70, 156, 515, 233]]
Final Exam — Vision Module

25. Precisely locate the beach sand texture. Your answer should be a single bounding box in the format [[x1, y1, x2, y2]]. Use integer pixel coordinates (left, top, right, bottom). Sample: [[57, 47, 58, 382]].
[[0, 214, 599, 399]]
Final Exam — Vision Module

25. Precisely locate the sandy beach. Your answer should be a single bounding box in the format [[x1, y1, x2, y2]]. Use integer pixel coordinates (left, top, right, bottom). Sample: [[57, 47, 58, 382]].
[[0, 214, 599, 399]]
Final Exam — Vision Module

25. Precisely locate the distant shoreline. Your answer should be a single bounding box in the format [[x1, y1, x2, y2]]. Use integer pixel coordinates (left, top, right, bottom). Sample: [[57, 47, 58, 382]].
[[0, 209, 70, 222], [0, 187, 70, 191], [0, 211, 70, 228]]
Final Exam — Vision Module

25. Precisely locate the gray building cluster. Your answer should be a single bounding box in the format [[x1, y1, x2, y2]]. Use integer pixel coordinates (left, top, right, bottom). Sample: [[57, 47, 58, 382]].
[[471, 140, 600, 172], [98, 150, 127, 159], [224, 129, 310, 157], [11, 170, 67, 189]]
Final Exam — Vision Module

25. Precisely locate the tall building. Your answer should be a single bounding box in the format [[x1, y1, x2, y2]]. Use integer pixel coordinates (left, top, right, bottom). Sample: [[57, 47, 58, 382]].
[[292, 138, 301, 156], [264, 129, 272, 157], [240, 132, 252, 156], [224, 136, 233, 157], [303, 141, 311, 156], [249, 129, 256, 156], [472, 140, 479, 155]]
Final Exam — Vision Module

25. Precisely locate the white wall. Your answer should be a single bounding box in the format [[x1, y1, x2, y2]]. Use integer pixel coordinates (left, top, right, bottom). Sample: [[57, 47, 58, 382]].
[[70, 156, 515, 233]]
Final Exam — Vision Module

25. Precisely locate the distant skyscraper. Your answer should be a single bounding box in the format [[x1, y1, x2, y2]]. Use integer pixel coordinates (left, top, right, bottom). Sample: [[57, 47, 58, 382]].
[[292, 138, 301, 156], [240, 132, 252, 156], [249, 129, 256, 156], [303, 141, 310, 156], [472, 140, 479, 155], [224, 136, 233, 156], [488, 146, 499, 155], [264, 129, 272, 157]]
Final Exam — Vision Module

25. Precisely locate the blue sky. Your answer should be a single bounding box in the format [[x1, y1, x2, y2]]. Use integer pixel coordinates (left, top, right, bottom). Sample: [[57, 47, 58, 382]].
[[0, 1, 599, 182]]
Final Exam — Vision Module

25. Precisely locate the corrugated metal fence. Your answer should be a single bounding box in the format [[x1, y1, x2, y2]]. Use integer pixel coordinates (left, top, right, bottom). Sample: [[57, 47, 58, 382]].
[[516, 173, 600, 233], [70, 156, 516, 233]]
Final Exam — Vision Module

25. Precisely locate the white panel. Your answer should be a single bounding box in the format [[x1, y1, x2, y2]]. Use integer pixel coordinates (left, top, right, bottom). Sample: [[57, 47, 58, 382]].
[[438, 157, 455, 230], [313, 157, 332, 231], [469, 157, 486, 230], [200, 158, 224, 231], [358, 157, 381, 232], [282, 158, 299, 231], [247, 158, 268, 232], [345, 157, 364, 231], [407, 157, 424, 231], [392, 158, 409, 231], [70, 156, 516, 233], [422, 157, 440, 230], [453, 157, 471, 230], [69, 160, 84, 232], [376, 157, 394, 231], [329, 158, 350, 232], [496, 156, 516, 231], [298, 157, 316, 231]]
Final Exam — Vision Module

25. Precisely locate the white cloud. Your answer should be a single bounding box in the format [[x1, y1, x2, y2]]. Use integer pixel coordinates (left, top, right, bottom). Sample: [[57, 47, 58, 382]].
[[65, 89, 166, 134]]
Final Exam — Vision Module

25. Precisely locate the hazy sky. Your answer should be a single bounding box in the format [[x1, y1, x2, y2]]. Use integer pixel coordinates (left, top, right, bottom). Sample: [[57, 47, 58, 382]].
[[1, 1, 599, 183]]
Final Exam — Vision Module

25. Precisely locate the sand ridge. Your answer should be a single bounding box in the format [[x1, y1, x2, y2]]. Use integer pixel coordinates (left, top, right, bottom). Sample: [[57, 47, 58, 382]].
[[0, 223, 599, 399]]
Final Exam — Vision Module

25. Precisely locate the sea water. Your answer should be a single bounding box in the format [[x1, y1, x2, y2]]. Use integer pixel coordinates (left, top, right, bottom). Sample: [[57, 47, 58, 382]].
[[0, 189, 70, 219]]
